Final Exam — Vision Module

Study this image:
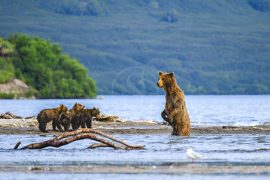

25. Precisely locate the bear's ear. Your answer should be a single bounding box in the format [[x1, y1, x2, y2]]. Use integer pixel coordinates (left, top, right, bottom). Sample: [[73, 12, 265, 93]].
[[159, 71, 163, 76], [169, 72, 174, 77]]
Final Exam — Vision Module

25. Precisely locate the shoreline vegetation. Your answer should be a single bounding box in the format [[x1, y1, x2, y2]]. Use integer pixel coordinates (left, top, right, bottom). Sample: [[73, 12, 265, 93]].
[[0, 34, 96, 99]]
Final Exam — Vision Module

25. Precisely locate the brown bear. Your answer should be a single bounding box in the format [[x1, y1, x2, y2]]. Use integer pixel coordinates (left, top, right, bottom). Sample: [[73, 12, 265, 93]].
[[59, 103, 85, 131], [71, 107, 100, 130], [69, 103, 85, 116], [59, 110, 72, 131], [157, 71, 190, 136], [37, 104, 68, 132]]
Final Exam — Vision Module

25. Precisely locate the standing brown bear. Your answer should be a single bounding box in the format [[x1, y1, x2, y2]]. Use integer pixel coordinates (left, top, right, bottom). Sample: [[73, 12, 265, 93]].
[[157, 71, 190, 136], [37, 104, 68, 132]]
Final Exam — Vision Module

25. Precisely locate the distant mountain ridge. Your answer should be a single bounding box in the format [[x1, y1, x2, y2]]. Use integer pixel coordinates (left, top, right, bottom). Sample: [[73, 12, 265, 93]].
[[0, 0, 270, 94]]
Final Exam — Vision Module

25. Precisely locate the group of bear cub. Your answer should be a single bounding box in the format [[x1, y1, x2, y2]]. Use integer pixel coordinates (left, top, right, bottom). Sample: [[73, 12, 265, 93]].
[[37, 103, 100, 132]]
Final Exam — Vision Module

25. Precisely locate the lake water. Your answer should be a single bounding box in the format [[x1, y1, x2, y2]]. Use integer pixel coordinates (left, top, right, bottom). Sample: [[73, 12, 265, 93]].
[[0, 95, 270, 126], [0, 133, 270, 179], [0, 95, 270, 179]]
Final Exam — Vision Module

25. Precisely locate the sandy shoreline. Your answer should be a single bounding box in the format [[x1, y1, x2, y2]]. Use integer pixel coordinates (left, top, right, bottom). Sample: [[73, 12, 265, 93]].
[[0, 118, 270, 135]]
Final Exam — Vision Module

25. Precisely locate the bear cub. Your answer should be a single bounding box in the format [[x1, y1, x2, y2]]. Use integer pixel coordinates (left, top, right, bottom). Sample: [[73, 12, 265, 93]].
[[71, 107, 100, 130], [37, 104, 68, 132], [59, 103, 85, 131]]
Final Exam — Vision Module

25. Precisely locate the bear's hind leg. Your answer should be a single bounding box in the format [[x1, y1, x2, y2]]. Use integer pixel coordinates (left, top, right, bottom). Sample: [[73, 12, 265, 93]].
[[63, 123, 70, 131], [39, 122, 48, 133], [53, 119, 64, 132], [56, 121, 64, 132], [52, 120, 57, 131], [80, 119, 86, 128], [85, 117, 92, 128], [71, 119, 80, 130]]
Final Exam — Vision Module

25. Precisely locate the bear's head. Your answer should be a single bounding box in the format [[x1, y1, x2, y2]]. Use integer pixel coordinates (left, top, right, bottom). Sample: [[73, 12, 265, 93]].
[[157, 71, 175, 88], [91, 107, 101, 119], [57, 104, 68, 113], [72, 103, 85, 112]]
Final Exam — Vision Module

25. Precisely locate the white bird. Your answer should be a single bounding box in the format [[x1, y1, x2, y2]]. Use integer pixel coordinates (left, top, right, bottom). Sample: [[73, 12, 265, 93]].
[[186, 148, 204, 160]]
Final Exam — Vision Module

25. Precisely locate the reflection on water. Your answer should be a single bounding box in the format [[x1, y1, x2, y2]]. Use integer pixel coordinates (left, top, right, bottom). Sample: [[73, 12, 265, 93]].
[[0, 95, 270, 126]]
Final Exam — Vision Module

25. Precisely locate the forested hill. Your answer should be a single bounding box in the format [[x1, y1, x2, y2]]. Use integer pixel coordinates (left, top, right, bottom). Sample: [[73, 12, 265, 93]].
[[0, 34, 96, 99], [0, 0, 270, 94]]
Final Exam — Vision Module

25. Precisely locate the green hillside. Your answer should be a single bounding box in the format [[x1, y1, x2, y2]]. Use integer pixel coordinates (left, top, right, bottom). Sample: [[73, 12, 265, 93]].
[[0, 37, 15, 84], [0, 0, 270, 94], [0, 34, 96, 99]]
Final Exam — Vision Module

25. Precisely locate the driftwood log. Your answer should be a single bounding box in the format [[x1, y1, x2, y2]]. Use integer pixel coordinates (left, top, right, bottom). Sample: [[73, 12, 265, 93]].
[[14, 128, 144, 150], [96, 114, 120, 122], [0, 112, 23, 119], [0, 112, 35, 119]]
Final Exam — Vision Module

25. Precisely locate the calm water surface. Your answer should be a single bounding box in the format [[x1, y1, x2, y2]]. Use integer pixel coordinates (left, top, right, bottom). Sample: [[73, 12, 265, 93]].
[[1, 134, 270, 165], [0, 133, 270, 179], [0, 95, 269, 126]]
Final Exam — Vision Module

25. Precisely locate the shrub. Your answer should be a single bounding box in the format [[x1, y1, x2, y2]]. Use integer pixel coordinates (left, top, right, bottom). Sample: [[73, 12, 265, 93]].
[[0, 92, 15, 99], [0, 58, 15, 83]]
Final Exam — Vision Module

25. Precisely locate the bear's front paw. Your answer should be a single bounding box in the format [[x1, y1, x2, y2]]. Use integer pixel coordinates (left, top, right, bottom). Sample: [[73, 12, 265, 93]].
[[161, 110, 168, 121]]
